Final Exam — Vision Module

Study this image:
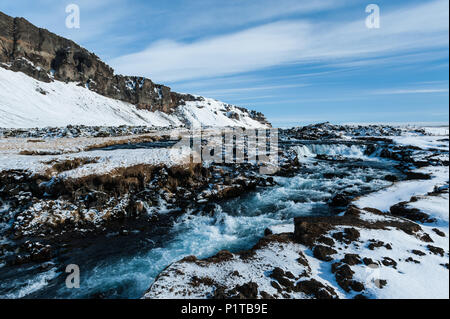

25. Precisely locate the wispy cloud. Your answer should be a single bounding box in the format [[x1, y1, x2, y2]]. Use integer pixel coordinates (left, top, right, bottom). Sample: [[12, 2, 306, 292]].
[[160, 0, 342, 37], [371, 88, 449, 95], [199, 83, 309, 96], [111, 0, 449, 82]]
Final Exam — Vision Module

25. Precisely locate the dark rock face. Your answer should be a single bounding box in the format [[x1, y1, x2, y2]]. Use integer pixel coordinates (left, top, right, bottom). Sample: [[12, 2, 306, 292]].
[[313, 245, 337, 261], [0, 11, 194, 113], [390, 202, 437, 224], [0, 11, 269, 125], [295, 279, 337, 299]]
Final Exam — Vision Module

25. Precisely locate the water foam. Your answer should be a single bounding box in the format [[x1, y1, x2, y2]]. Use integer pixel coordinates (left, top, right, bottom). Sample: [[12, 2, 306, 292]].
[[293, 143, 368, 159]]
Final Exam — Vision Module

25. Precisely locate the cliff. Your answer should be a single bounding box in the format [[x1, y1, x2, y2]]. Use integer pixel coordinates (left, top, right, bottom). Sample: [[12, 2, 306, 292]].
[[0, 11, 269, 126]]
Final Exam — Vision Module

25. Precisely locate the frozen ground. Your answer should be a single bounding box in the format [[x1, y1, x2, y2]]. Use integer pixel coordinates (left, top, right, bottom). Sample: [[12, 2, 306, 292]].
[[0, 67, 267, 129], [145, 127, 449, 299], [0, 123, 448, 299]]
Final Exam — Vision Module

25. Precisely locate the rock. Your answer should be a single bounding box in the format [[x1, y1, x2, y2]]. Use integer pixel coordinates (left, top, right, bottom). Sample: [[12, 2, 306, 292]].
[[405, 257, 420, 264], [270, 281, 282, 292], [213, 287, 227, 299], [368, 240, 386, 250], [235, 282, 259, 299], [345, 228, 361, 242], [317, 236, 335, 246], [294, 221, 332, 246], [427, 245, 445, 257], [432, 228, 446, 237], [260, 291, 274, 299], [335, 264, 354, 280], [331, 262, 342, 273], [332, 227, 360, 244], [420, 233, 434, 243], [342, 254, 361, 266], [295, 279, 337, 299], [330, 194, 350, 207], [390, 203, 436, 223], [350, 281, 365, 292], [296, 252, 310, 269], [377, 280, 388, 289], [205, 250, 234, 263], [381, 257, 397, 268], [270, 268, 294, 290], [0, 12, 269, 126], [411, 249, 426, 256], [362, 257, 377, 266], [313, 245, 337, 262], [384, 175, 398, 182], [405, 172, 432, 180], [264, 228, 273, 236]]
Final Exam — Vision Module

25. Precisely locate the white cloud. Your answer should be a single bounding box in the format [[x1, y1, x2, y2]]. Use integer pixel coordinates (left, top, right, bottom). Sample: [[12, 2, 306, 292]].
[[111, 0, 449, 82], [161, 0, 342, 36], [371, 88, 449, 95], [199, 83, 309, 96], [111, 21, 311, 81]]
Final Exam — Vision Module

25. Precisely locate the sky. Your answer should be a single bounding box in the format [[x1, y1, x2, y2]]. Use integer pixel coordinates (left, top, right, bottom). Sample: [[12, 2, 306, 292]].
[[1, 0, 449, 127]]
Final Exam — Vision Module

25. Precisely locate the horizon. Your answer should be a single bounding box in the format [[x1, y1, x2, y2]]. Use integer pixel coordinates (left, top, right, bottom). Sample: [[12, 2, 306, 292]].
[[0, 0, 448, 127]]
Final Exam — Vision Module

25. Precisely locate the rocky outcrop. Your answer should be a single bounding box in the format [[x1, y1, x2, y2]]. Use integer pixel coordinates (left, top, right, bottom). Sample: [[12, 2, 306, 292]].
[[0, 11, 195, 113], [0, 11, 269, 124]]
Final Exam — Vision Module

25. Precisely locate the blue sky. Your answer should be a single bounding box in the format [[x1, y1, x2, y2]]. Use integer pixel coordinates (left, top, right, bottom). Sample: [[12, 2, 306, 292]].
[[1, 0, 448, 126]]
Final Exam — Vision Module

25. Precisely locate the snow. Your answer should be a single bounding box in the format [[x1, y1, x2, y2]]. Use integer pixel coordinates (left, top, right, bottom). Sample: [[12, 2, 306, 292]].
[[0, 147, 191, 178], [391, 135, 449, 151], [355, 166, 449, 211], [346, 222, 449, 299], [146, 131, 449, 299], [408, 192, 449, 226], [0, 67, 268, 129], [144, 241, 338, 299], [269, 223, 295, 234], [146, 205, 449, 299], [422, 126, 449, 136], [176, 98, 267, 128]]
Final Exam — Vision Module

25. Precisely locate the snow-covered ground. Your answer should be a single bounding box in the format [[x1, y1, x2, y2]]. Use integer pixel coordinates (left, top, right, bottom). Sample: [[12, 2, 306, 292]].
[[146, 190, 449, 299], [0, 131, 192, 177], [145, 127, 449, 300], [355, 166, 449, 211], [0, 67, 267, 129]]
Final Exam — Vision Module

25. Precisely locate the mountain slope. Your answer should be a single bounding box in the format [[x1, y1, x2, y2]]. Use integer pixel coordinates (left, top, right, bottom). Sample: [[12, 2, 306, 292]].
[[0, 11, 269, 128], [0, 67, 267, 128]]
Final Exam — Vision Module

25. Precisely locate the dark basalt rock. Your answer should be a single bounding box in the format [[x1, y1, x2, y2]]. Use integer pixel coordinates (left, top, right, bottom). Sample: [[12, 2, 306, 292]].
[[342, 253, 362, 266], [330, 194, 351, 207], [294, 221, 333, 246], [332, 227, 360, 244], [411, 249, 426, 256], [432, 228, 446, 237], [404, 172, 432, 180], [368, 240, 389, 250], [313, 245, 337, 262], [333, 263, 358, 292], [295, 279, 337, 299], [384, 174, 398, 182], [405, 257, 420, 264], [390, 203, 436, 223], [270, 268, 294, 290], [427, 245, 445, 257], [381, 257, 397, 268], [234, 282, 259, 299]]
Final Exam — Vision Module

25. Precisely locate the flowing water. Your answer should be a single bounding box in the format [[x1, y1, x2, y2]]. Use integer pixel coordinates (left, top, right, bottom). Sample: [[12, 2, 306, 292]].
[[0, 142, 401, 299]]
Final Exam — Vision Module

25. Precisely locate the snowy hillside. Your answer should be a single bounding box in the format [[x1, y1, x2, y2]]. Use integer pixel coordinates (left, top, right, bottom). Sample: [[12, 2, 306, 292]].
[[0, 67, 268, 129]]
